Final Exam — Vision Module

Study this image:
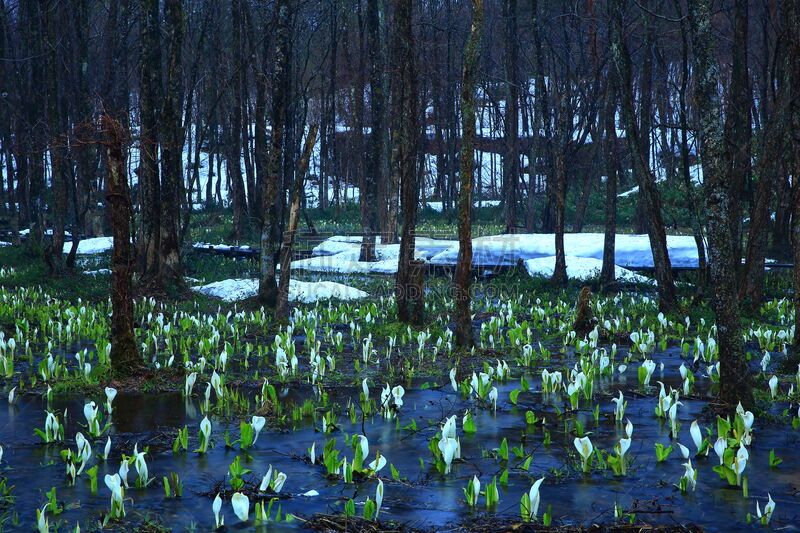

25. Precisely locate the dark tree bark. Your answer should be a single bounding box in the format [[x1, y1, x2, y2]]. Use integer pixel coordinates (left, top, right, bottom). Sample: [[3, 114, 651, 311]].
[[600, 68, 618, 290], [276, 124, 319, 320], [102, 116, 143, 377], [159, 0, 185, 281], [531, 0, 553, 233], [454, 0, 483, 349], [675, 2, 708, 298], [725, 0, 751, 265], [359, 0, 384, 261], [44, 0, 68, 275], [610, 0, 678, 312], [502, 0, 519, 233], [550, 96, 568, 287], [689, 0, 753, 408], [138, 0, 163, 284], [392, 0, 421, 324], [790, 0, 800, 352], [228, 0, 248, 239], [258, 0, 290, 307]]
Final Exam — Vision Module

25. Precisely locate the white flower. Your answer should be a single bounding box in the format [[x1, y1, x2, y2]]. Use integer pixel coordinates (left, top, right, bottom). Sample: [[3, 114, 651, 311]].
[[375, 479, 384, 518], [528, 477, 544, 518], [231, 492, 250, 522], [756, 493, 775, 524], [251, 416, 266, 444], [213, 493, 224, 527]]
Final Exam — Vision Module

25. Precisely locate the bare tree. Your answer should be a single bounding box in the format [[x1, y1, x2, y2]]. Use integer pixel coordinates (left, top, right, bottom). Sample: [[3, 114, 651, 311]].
[[392, 0, 421, 324], [454, 0, 483, 349], [276, 124, 319, 320], [688, 0, 752, 408], [610, 0, 678, 312]]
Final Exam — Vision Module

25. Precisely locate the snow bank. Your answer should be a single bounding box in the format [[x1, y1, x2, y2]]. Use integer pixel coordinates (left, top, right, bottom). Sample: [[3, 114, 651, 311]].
[[427, 233, 700, 268], [524, 256, 653, 284], [298, 235, 456, 274], [0, 241, 10, 247], [62, 237, 114, 255], [311, 235, 456, 259], [192, 278, 368, 303]]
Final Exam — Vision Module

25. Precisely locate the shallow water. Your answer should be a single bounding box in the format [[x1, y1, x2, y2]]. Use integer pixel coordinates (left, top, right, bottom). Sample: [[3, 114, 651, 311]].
[[2, 347, 799, 532]]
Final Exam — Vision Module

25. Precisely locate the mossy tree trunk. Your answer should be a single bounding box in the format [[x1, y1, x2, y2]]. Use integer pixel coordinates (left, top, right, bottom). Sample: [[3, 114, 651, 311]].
[[688, 0, 752, 408], [102, 116, 143, 377]]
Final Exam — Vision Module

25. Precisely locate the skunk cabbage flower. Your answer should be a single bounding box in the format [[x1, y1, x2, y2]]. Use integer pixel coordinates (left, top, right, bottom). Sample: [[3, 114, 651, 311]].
[[528, 477, 544, 518], [442, 416, 457, 440], [391, 386, 405, 408], [438, 437, 458, 474], [488, 387, 498, 411], [368, 452, 387, 472], [574, 436, 593, 472], [713, 437, 727, 465], [756, 494, 775, 525], [199, 417, 212, 453], [361, 378, 370, 401], [184, 372, 197, 396], [450, 368, 458, 392], [259, 465, 273, 491], [768, 375, 778, 399], [611, 391, 626, 421], [105, 387, 117, 414], [690, 421, 704, 454], [212, 493, 224, 527], [231, 492, 249, 522], [118, 460, 130, 488], [272, 472, 287, 492], [677, 443, 690, 459], [251, 416, 266, 444], [681, 460, 696, 491], [375, 479, 384, 518], [211, 371, 223, 398]]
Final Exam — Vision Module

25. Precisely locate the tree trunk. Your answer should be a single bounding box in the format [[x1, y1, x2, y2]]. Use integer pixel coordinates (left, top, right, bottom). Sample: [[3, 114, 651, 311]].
[[689, 0, 752, 408], [788, 0, 800, 353], [392, 0, 421, 324], [725, 0, 751, 266], [610, 0, 678, 312], [600, 71, 618, 290], [102, 116, 143, 377], [159, 0, 185, 281], [276, 125, 319, 320], [228, 0, 248, 239], [138, 0, 163, 284], [258, 0, 290, 307], [360, 0, 384, 261], [454, 0, 483, 349], [502, 0, 519, 233]]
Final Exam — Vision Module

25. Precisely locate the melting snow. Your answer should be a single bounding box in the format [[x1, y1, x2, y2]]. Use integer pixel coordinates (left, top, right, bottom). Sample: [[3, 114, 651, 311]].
[[192, 278, 368, 303], [524, 256, 654, 284]]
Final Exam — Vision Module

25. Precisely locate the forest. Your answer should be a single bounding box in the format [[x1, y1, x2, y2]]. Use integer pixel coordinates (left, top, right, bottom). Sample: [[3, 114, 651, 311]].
[[0, 0, 798, 530]]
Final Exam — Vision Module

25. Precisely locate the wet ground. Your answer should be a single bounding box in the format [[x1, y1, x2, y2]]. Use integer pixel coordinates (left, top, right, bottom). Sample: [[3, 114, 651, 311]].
[[2, 344, 798, 532]]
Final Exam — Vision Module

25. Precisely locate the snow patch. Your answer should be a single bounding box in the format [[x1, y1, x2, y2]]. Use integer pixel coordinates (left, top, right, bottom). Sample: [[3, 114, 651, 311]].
[[192, 278, 368, 303], [62, 237, 115, 255], [428, 233, 701, 268], [523, 256, 654, 284]]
